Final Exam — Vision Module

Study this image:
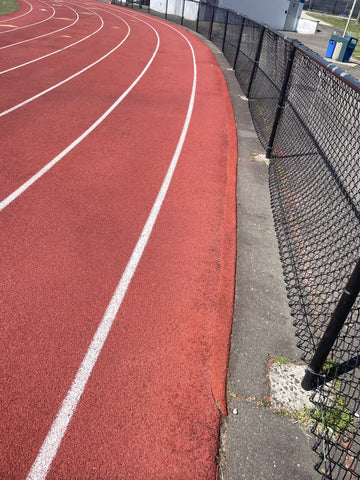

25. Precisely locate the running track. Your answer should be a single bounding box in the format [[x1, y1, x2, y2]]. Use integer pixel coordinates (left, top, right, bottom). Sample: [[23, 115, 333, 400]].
[[0, 0, 237, 478]]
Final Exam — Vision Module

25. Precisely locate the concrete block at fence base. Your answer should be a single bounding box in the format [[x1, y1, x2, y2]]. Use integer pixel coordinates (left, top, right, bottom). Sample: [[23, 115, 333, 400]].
[[297, 18, 319, 34], [269, 363, 313, 412]]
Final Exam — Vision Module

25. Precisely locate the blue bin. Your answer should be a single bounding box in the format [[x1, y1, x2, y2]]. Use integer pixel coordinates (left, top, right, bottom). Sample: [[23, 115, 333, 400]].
[[343, 35, 358, 62], [325, 39, 336, 58]]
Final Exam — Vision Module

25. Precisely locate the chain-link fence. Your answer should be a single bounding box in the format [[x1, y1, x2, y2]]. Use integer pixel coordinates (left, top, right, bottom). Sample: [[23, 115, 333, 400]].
[[112, 0, 360, 477], [304, 0, 360, 18], [230, 17, 360, 475]]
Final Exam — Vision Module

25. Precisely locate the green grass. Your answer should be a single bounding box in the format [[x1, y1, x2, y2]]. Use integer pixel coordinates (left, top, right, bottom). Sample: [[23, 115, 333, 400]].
[[321, 358, 338, 379], [307, 12, 360, 60], [311, 396, 359, 436], [274, 354, 290, 365], [0, 0, 20, 15]]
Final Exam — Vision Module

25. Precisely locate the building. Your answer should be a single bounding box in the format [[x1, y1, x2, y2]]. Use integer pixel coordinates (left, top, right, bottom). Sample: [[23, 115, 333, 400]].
[[218, 0, 304, 30], [150, 0, 304, 31]]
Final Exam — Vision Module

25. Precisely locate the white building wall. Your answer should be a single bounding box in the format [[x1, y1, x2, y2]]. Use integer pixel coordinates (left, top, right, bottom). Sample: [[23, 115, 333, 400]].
[[183, 1, 198, 20], [150, 0, 198, 19], [149, 0, 302, 30], [150, 0, 165, 13], [217, 0, 290, 30]]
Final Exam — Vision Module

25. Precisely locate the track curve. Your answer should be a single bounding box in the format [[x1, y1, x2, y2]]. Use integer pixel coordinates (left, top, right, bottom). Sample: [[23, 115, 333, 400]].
[[0, 1, 237, 478]]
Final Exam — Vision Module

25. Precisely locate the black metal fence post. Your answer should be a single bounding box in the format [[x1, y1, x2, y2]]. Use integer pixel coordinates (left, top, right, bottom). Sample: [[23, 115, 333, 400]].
[[246, 26, 265, 98], [302, 257, 360, 391], [196, 0, 200, 33], [165, 0, 168, 19], [207, 2, 216, 41], [232, 16, 244, 69], [221, 10, 229, 53], [266, 44, 296, 158], [181, 0, 185, 25]]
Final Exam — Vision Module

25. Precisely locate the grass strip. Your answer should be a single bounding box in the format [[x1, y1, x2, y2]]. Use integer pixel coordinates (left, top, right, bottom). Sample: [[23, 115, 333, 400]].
[[0, 0, 20, 16]]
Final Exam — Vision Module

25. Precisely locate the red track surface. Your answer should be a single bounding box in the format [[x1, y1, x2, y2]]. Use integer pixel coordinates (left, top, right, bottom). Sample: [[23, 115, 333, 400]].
[[0, 1, 237, 478]]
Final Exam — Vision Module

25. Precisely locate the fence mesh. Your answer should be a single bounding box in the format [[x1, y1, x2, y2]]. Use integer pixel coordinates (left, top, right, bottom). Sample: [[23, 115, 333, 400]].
[[222, 11, 243, 67], [248, 29, 294, 149], [268, 45, 360, 479], [210, 7, 227, 51], [234, 20, 263, 96], [304, 0, 360, 18], [113, 0, 360, 476]]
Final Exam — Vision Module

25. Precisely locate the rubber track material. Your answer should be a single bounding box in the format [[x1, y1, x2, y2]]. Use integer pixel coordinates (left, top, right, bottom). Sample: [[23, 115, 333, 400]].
[[0, 2, 237, 478]]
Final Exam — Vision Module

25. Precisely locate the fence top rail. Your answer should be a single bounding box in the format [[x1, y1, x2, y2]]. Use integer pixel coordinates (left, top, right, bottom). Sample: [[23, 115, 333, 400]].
[[282, 36, 360, 93]]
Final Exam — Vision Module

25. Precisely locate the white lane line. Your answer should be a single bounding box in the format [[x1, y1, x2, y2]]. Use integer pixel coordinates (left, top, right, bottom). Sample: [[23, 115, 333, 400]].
[[0, 3, 104, 74], [0, 11, 129, 116], [0, 0, 33, 23], [0, 5, 79, 50], [0, 16, 154, 212], [0, 1, 55, 36], [26, 22, 197, 480]]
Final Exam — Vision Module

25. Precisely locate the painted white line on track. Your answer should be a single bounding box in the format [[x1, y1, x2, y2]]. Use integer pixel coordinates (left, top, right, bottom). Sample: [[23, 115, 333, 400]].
[[0, 0, 55, 36], [0, 11, 129, 116], [0, 0, 33, 23], [26, 19, 197, 480], [0, 3, 104, 74], [0, 5, 79, 50]]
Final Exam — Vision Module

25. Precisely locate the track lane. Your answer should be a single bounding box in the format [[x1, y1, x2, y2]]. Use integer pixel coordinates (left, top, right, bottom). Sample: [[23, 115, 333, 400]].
[[0, 0, 33, 24], [0, 17, 156, 202], [0, 0, 55, 35], [0, 3, 237, 479], [0, 4, 104, 73], [0, 5, 134, 112], [44, 20, 236, 479], [1, 12, 197, 478], [27, 29, 196, 477], [0, 4, 79, 50], [0, 5, 131, 115]]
